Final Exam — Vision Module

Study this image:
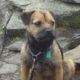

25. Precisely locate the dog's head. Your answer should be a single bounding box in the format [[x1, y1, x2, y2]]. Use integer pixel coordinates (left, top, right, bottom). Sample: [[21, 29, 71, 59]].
[[21, 10, 55, 44]]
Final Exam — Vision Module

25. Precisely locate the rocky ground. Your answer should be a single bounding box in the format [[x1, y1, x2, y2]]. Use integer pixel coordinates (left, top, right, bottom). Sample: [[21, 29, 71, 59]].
[[0, 50, 20, 80], [0, 35, 20, 80]]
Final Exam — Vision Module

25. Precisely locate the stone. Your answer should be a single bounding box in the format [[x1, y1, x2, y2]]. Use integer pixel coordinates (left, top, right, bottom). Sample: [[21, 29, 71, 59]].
[[0, 61, 18, 74], [7, 41, 24, 52], [68, 33, 80, 50], [57, 37, 68, 48], [7, 0, 80, 16], [64, 45, 80, 63], [57, 37, 68, 52], [6, 12, 25, 30], [0, 0, 9, 12], [12, 72, 20, 80], [2, 0, 79, 36], [4, 53, 21, 64], [62, 0, 80, 4], [5, 12, 26, 36], [0, 72, 19, 80]]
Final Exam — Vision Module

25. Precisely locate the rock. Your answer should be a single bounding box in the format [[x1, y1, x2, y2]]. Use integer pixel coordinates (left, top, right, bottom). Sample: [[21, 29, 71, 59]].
[[0, 0, 8, 9], [68, 33, 80, 50], [0, 73, 19, 80], [5, 12, 26, 36], [7, 0, 80, 16], [12, 72, 20, 80], [7, 41, 24, 52], [4, 53, 21, 64], [6, 12, 25, 30], [0, 0, 11, 25], [62, 0, 80, 4], [3, 0, 80, 36], [57, 37, 68, 52], [64, 45, 80, 63], [0, 61, 18, 74], [1, 50, 9, 57]]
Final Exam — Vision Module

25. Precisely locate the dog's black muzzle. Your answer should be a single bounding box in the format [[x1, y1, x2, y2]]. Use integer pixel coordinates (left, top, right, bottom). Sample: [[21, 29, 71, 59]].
[[36, 28, 55, 42]]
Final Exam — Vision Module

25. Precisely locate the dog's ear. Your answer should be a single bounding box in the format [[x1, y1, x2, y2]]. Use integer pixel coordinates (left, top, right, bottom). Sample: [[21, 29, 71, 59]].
[[21, 11, 34, 25], [49, 11, 54, 18]]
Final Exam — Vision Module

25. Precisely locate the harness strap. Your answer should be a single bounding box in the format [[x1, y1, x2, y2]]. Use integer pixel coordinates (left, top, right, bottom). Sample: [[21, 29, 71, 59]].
[[28, 46, 44, 60], [28, 58, 36, 80]]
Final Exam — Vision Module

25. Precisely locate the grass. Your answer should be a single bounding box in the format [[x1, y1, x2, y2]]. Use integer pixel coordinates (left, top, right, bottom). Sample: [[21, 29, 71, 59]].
[[0, 23, 3, 32], [0, 17, 3, 32], [8, 37, 22, 44], [0, 19, 22, 44], [56, 12, 80, 28], [0, 23, 23, 45]]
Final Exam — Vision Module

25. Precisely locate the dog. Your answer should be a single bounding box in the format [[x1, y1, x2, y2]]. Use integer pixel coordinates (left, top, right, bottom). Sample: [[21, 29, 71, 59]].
[[20, 10, 75, 80]]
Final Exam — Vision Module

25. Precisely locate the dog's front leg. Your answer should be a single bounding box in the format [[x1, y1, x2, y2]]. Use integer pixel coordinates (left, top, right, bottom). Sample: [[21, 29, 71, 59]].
[[21, 64, 29, 80], [55, 64, 63, 80]]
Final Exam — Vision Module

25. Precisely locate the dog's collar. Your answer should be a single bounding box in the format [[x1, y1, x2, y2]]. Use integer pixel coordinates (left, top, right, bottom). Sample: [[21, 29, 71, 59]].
[[28, 46, 52, 61]]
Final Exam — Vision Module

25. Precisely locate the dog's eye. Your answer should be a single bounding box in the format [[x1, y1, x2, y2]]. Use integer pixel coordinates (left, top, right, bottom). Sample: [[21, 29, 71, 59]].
[[34, 21, 42, 26], [50, 21, 55, 26], [33, 20, 42, 26]]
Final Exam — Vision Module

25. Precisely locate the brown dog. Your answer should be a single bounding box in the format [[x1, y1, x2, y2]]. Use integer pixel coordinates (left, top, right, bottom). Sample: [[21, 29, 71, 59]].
[[20, 10, 75, 80]]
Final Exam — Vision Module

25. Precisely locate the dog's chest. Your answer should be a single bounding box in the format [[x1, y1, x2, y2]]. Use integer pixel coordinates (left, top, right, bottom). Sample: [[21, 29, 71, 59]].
[[27, 50, 56, 71], [25, 47, 62, 80]]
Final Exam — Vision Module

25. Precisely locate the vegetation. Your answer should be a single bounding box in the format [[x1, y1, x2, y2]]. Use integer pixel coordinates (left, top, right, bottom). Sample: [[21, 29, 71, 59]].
[[0, 24, 3, 32], [8, 37, 22, 44], [56, 12, 80, 28], [0, 18, 3, 32]]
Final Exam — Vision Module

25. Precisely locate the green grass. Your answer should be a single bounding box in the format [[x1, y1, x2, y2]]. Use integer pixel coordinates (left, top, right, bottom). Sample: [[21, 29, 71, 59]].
[[56, 12, 80, 28], [8, 37, 22, 44], [0, 24, 3, 32], [0, 18, 3, 32]]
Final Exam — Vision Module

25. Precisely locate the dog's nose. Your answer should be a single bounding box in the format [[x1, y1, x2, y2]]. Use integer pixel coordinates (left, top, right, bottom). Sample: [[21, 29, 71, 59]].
[[38, 28, 54, 37], [46, 28, 53, 32], [44, 28, 53, 35], [41, 28, 53, 36], [37, 28, 55, 40]]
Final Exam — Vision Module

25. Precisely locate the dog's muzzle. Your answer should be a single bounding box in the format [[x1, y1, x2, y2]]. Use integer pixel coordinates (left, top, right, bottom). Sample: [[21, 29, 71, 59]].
[[36, 28, 55, 41]]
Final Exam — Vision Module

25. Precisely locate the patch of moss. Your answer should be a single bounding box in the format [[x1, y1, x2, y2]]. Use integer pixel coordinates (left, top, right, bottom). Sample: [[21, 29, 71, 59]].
[[56, 12, 80, 28], [0, 18, 3, 32], [0, 24, 3, 32], [8, 37, 22, 44]]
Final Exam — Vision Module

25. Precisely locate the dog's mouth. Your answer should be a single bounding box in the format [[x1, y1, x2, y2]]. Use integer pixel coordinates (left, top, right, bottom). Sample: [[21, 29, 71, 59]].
[[36, 30, 55, 42]]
